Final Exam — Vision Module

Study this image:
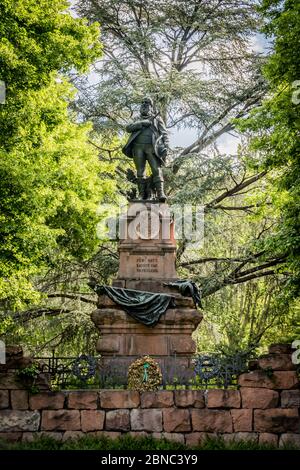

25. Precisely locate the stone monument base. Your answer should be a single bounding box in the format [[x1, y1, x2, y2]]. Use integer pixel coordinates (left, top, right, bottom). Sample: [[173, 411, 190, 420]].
[[92, 288, 202, 385], [91, 200, 203, 386], [112, 278, 178, 293]]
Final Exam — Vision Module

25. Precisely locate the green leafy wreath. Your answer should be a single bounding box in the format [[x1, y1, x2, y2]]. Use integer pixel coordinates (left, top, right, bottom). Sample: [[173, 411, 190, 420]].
[[127, 355, 162, 392]]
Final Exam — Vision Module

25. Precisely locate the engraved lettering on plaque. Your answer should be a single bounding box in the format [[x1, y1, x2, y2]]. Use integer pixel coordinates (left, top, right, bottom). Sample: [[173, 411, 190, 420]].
[[136, 256, 158, 273]]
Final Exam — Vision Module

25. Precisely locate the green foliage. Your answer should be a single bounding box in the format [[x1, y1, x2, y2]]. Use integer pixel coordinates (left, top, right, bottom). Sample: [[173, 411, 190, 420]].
[[16, 363, 39, 379], [0, 82, 113, 309], [0, 0, 112, 312], [0, 434, 298, 450], [171, 151, 293, 353], [238, 0, 300, 297], [0, 0, 101, 92], [16, 363, 40, 394]]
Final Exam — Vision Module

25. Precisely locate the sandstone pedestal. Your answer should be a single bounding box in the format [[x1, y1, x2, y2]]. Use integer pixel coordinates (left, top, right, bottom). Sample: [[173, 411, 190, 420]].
[[114, 201, 177, 286], [92, 202, 202, 385], [92, 295, 202, 384]]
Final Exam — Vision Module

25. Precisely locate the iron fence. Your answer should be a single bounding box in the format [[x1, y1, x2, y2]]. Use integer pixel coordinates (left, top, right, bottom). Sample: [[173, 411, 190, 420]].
[[34, 351, 253, 390], [35, 353, 101, 389]]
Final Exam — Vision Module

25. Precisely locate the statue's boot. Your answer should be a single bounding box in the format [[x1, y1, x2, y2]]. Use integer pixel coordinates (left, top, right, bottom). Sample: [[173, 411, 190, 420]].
[[137, 177, 147, 200], [153, 176, 167, 202]]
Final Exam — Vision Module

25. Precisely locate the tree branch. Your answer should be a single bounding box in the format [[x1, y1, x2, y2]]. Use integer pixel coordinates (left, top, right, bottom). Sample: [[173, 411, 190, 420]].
[[202, 256, 286, 297], [179, 253, 266, 267], [47, 293, 97, 305], [205, 171, 268, 209], [13, 308, 71, 323]]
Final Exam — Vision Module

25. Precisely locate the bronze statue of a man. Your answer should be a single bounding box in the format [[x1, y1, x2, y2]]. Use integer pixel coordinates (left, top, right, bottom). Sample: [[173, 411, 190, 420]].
[[122, 97, 169, 202]]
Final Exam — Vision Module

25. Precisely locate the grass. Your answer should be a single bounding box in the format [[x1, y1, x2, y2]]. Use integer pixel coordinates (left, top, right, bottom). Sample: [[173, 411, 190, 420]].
[[0, 435, 298, 451]]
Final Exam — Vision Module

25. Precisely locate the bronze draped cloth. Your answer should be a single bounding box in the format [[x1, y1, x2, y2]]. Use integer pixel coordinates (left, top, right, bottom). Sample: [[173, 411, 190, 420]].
[[89, 284, 176, 327], [164, 280, 202, 308]]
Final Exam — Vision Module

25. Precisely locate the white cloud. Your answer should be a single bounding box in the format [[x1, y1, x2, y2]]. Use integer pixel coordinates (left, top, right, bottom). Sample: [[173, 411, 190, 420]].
[[217, 132, 240, 155], [169, 127, 240, 155], [249, 32, 272, 54]]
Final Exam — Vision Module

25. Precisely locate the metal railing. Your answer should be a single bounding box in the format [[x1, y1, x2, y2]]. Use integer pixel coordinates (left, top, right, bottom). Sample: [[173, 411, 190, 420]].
[[35, 353, 101, 389], [34, 351, 253, 390]]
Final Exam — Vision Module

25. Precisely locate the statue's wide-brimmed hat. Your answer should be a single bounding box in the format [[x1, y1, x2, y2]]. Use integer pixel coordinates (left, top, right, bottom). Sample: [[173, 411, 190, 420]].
[[141, 96, 153, 106]]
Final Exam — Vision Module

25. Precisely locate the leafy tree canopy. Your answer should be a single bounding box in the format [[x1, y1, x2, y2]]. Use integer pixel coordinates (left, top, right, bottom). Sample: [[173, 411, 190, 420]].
[[238, 0, 300, 296], [0, 0, 101, 92], [0, 0, 115, 311]]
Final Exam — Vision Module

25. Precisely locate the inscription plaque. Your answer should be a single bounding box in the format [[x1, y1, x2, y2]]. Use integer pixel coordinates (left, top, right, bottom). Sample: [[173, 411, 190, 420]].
[[136, 256, 158, 273]]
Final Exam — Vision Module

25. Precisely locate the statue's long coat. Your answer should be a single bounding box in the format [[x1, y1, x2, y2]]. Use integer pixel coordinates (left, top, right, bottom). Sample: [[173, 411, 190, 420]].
[[122, 116, 169, 164]]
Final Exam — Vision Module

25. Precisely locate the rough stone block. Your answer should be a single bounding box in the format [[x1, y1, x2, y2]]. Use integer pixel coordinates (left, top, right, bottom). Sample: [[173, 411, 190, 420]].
[[29, 392, 65, 410], [105, 410, 130, 431], [162, 432, 185, 444], [206, 390, 240, 408], [174, 390, 205, 408], [100, 390, 140, 409], [238, 370, 299, 389], [68, 391, 98, 409], [241, 387, 279, 409], [62, 431, 85, 441], [162, 408, 191, 432], [281, 390, 300, 408], [81, 410, 105, 432], [11, 390, 29, 410], [88, 431, 122, 440], [272, 372, 299, 389], [254, 409, 299, 433], [258, 433, 278, 447], [238, 371, 273, 388], [0, 390, 9, 408], [39, 431, 63, 441], [0, 372, 23, 390], [131, 409, 162, 432], [0, 410, 40, 432], [97, 295, 118, 307], [21, 432, 36, 442], [258, 354, 295, 371], [191, 409, 233, 433], [100, 431, 122, 440], [222, 432, 258, 443], [41, 410, 80, 431], [0, 432, 22, 442], [279, 433, 300, 448], [185, 432, 216, 447], [141, 391, 173, 408], [231, 409, 253, 432], [129, 431, 148, 439]]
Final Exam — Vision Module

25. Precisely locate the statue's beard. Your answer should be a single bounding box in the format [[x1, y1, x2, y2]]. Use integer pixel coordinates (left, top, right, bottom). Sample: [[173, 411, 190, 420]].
[[141, 110, 152, 118]]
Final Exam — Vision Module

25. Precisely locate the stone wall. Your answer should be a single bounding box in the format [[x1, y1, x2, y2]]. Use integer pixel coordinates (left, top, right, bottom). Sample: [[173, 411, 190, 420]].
[[0, 344, 299, 447]]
